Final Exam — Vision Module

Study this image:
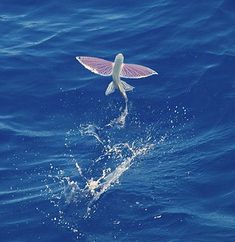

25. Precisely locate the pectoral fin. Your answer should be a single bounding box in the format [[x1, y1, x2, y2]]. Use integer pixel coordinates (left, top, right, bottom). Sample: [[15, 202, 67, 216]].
[[120, 63, 158, 78], [105, 81, 116, 95], [121, 80, 134, 92], [76, 56, 113, 76]]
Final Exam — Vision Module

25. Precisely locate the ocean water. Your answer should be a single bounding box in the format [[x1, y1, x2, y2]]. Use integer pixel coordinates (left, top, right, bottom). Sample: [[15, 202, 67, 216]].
[[0, 0, 235, 241]]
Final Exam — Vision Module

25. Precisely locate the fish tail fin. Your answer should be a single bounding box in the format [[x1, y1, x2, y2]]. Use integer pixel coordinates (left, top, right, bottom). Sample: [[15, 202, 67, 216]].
[[120, 80, 134, 92], [105, 81, 116, 95]]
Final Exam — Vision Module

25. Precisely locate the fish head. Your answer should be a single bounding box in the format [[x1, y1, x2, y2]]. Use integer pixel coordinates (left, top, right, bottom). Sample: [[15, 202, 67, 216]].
[[115, 53, 124, 63]]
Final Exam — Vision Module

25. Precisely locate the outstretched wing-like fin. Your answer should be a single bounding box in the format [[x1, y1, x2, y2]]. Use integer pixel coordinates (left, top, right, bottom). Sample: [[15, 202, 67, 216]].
[[76, 56, 113, 76], [120, 63, 158, 79]]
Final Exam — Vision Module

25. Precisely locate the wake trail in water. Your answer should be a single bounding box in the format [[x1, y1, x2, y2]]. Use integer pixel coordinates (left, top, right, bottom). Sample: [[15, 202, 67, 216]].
[[85, 142, 153, 213], [44, 100, 191, 237], [76, 99, 154, 215], [45, 99, 158, 235], [106, 99, 128, 128]]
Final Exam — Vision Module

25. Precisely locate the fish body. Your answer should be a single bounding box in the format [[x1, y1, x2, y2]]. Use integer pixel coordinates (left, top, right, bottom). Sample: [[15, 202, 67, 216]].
[[111, 53, 129, 101]]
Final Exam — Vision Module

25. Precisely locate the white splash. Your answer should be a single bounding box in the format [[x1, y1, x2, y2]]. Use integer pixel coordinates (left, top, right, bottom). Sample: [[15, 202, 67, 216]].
[[45, 99, 158, 234], [106, 99, 128, 128], [79, 124, 103, 144], [85, 142, 154, 214], [44, 102, 191, 239]]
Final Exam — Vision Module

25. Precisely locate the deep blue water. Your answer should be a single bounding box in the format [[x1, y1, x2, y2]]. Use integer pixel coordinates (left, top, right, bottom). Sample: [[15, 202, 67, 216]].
[[1, 0, 235, 241]]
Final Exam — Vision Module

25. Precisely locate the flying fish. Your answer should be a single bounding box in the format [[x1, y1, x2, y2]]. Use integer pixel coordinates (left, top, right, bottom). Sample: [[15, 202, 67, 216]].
[[76, 53, 158, 101]]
